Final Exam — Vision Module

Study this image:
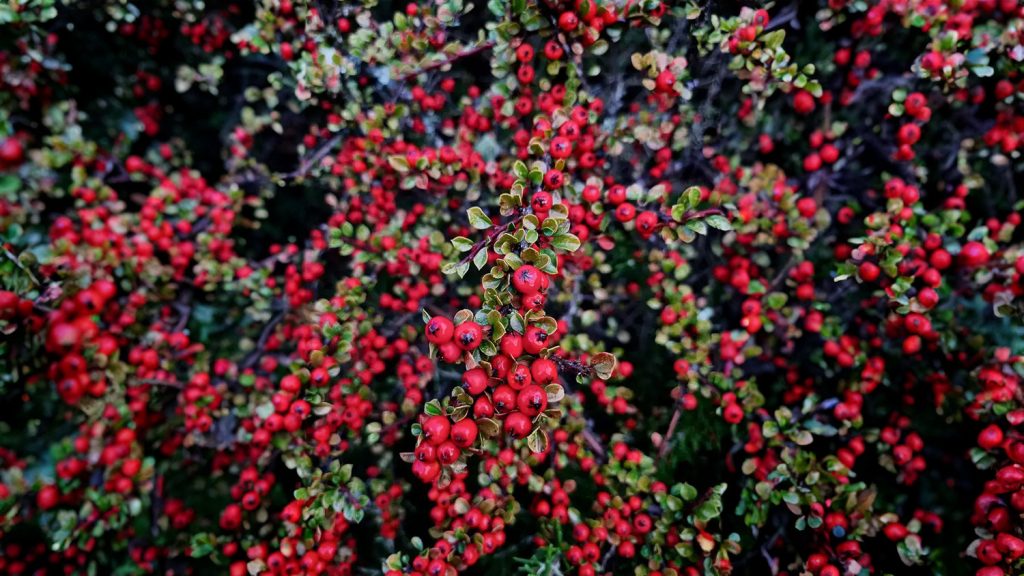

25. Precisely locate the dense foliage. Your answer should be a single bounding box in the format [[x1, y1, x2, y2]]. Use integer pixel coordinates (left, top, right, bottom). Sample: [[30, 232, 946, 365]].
[[2, 0, 1024, 575]]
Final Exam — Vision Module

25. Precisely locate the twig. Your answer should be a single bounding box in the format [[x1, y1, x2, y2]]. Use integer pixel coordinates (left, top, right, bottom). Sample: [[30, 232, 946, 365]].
[[134, 378, 184, 389], [551, 356, 594, 378], [599, 544, 617, 572], [278, 135, 342, 180], [395, 41, 496, 82], [658, 402, 683, 458], [240, 309, 287, 370], [3, 248, 39, 286], [657, 207, 727, 225], [172, 290, 193, 334], [458, 213, 525, 267], [582, 427, 606, 459]]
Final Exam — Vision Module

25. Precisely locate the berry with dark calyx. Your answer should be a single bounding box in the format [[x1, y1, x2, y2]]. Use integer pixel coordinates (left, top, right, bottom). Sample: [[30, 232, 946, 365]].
[[453, 321, 484, 351], [451, 418, 478, 448], [425, 316, 455, 344], [462, 367, 489, 395], [512, 265, 544, 295], [437, 441, 460, 465], [558, 12, 578, 31], [492, 385, 517, 413], [517, 384, 548, 417], [523, 325, 550, 355], [507, 363, 532, 390]]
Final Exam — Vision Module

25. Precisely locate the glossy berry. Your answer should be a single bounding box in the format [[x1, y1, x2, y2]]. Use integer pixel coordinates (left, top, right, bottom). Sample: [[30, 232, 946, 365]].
[[425, 316, 455, 344], [422, 415, 451, 445], [512, 265, 544, 295], [504, 412, 533, 439], [453, 321, 484, 351]]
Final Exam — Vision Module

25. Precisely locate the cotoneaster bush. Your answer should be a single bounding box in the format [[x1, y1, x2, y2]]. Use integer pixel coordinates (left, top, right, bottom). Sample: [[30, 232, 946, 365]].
[[1, 0, 1024, 575]]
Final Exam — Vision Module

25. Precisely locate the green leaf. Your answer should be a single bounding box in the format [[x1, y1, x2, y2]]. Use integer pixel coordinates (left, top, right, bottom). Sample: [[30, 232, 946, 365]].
[[550, 233, 581, 252], [590, 352, 616, 380], [477, 418, 500, 437], [687, 186, 701, 208], [467, 207, 492, 230], [545, 384, 565, 403], [473, 247, 488, 270], [388, 156, 410, 172], [452, 236, 474, 252], [513, 160, 528, 179], [971, 65, 994, 78], [336, 463, 353, 483], [0, 175, 19, 198], [424, 400, 443, 416], [671, 204, 688, 222], [673, 482, 698, 501], [694, 495, 723, 522], [527, 428, 549, 453], [792, 430, 813, 446], [765, 292, 787, 309], [509, 312, 525, 334], [687, 220, 708, 235], [763, 29, 785, 50], [705, 214, 732, 231]]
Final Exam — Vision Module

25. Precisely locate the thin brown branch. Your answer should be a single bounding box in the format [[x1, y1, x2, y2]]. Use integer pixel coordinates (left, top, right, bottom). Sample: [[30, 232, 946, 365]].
[[279, 135, 342, 180], [395, 41, 496, 82], [240, 309, 287, 370], [658, 402, 683, 458], [134, 378, 184, 389], [458, 214, 525, 267]]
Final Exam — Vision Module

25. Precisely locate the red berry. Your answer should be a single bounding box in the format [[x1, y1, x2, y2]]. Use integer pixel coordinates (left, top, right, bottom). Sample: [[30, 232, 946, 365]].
[[636, 211, 659, 236], [504, 412, 533, 439], [512, 265, 544, 295], [902, 335, 922, 354], [530, 358, 558, 384], [492, 385, 518, 413], [550, 136, 572, 159], [500, 332, 524, 358], [883, 522, 908, 541], [793, 90, 815, 115], [437, 441, 460, 465], [558, 12, 578, 31], [978, 424, 1004, 450], [655, 69, 676, 94], [0, 137, 24, 165], [517, 384, 548, 417], [451, 419, 478, 448], [422, 415, 451, 445], [36, 485, 59, 510], [858, 261, 880, 282], [960, 241, 990, 268], [615, 202, 636, 223], [454, 321, 484, 351], [917, 287, 938, 309], [425, 316, 455, 344], [722, 402, 744, 424], [523, 325, 550, 355], [462, 368, 489, 395], [507, 363, 533, 390]]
